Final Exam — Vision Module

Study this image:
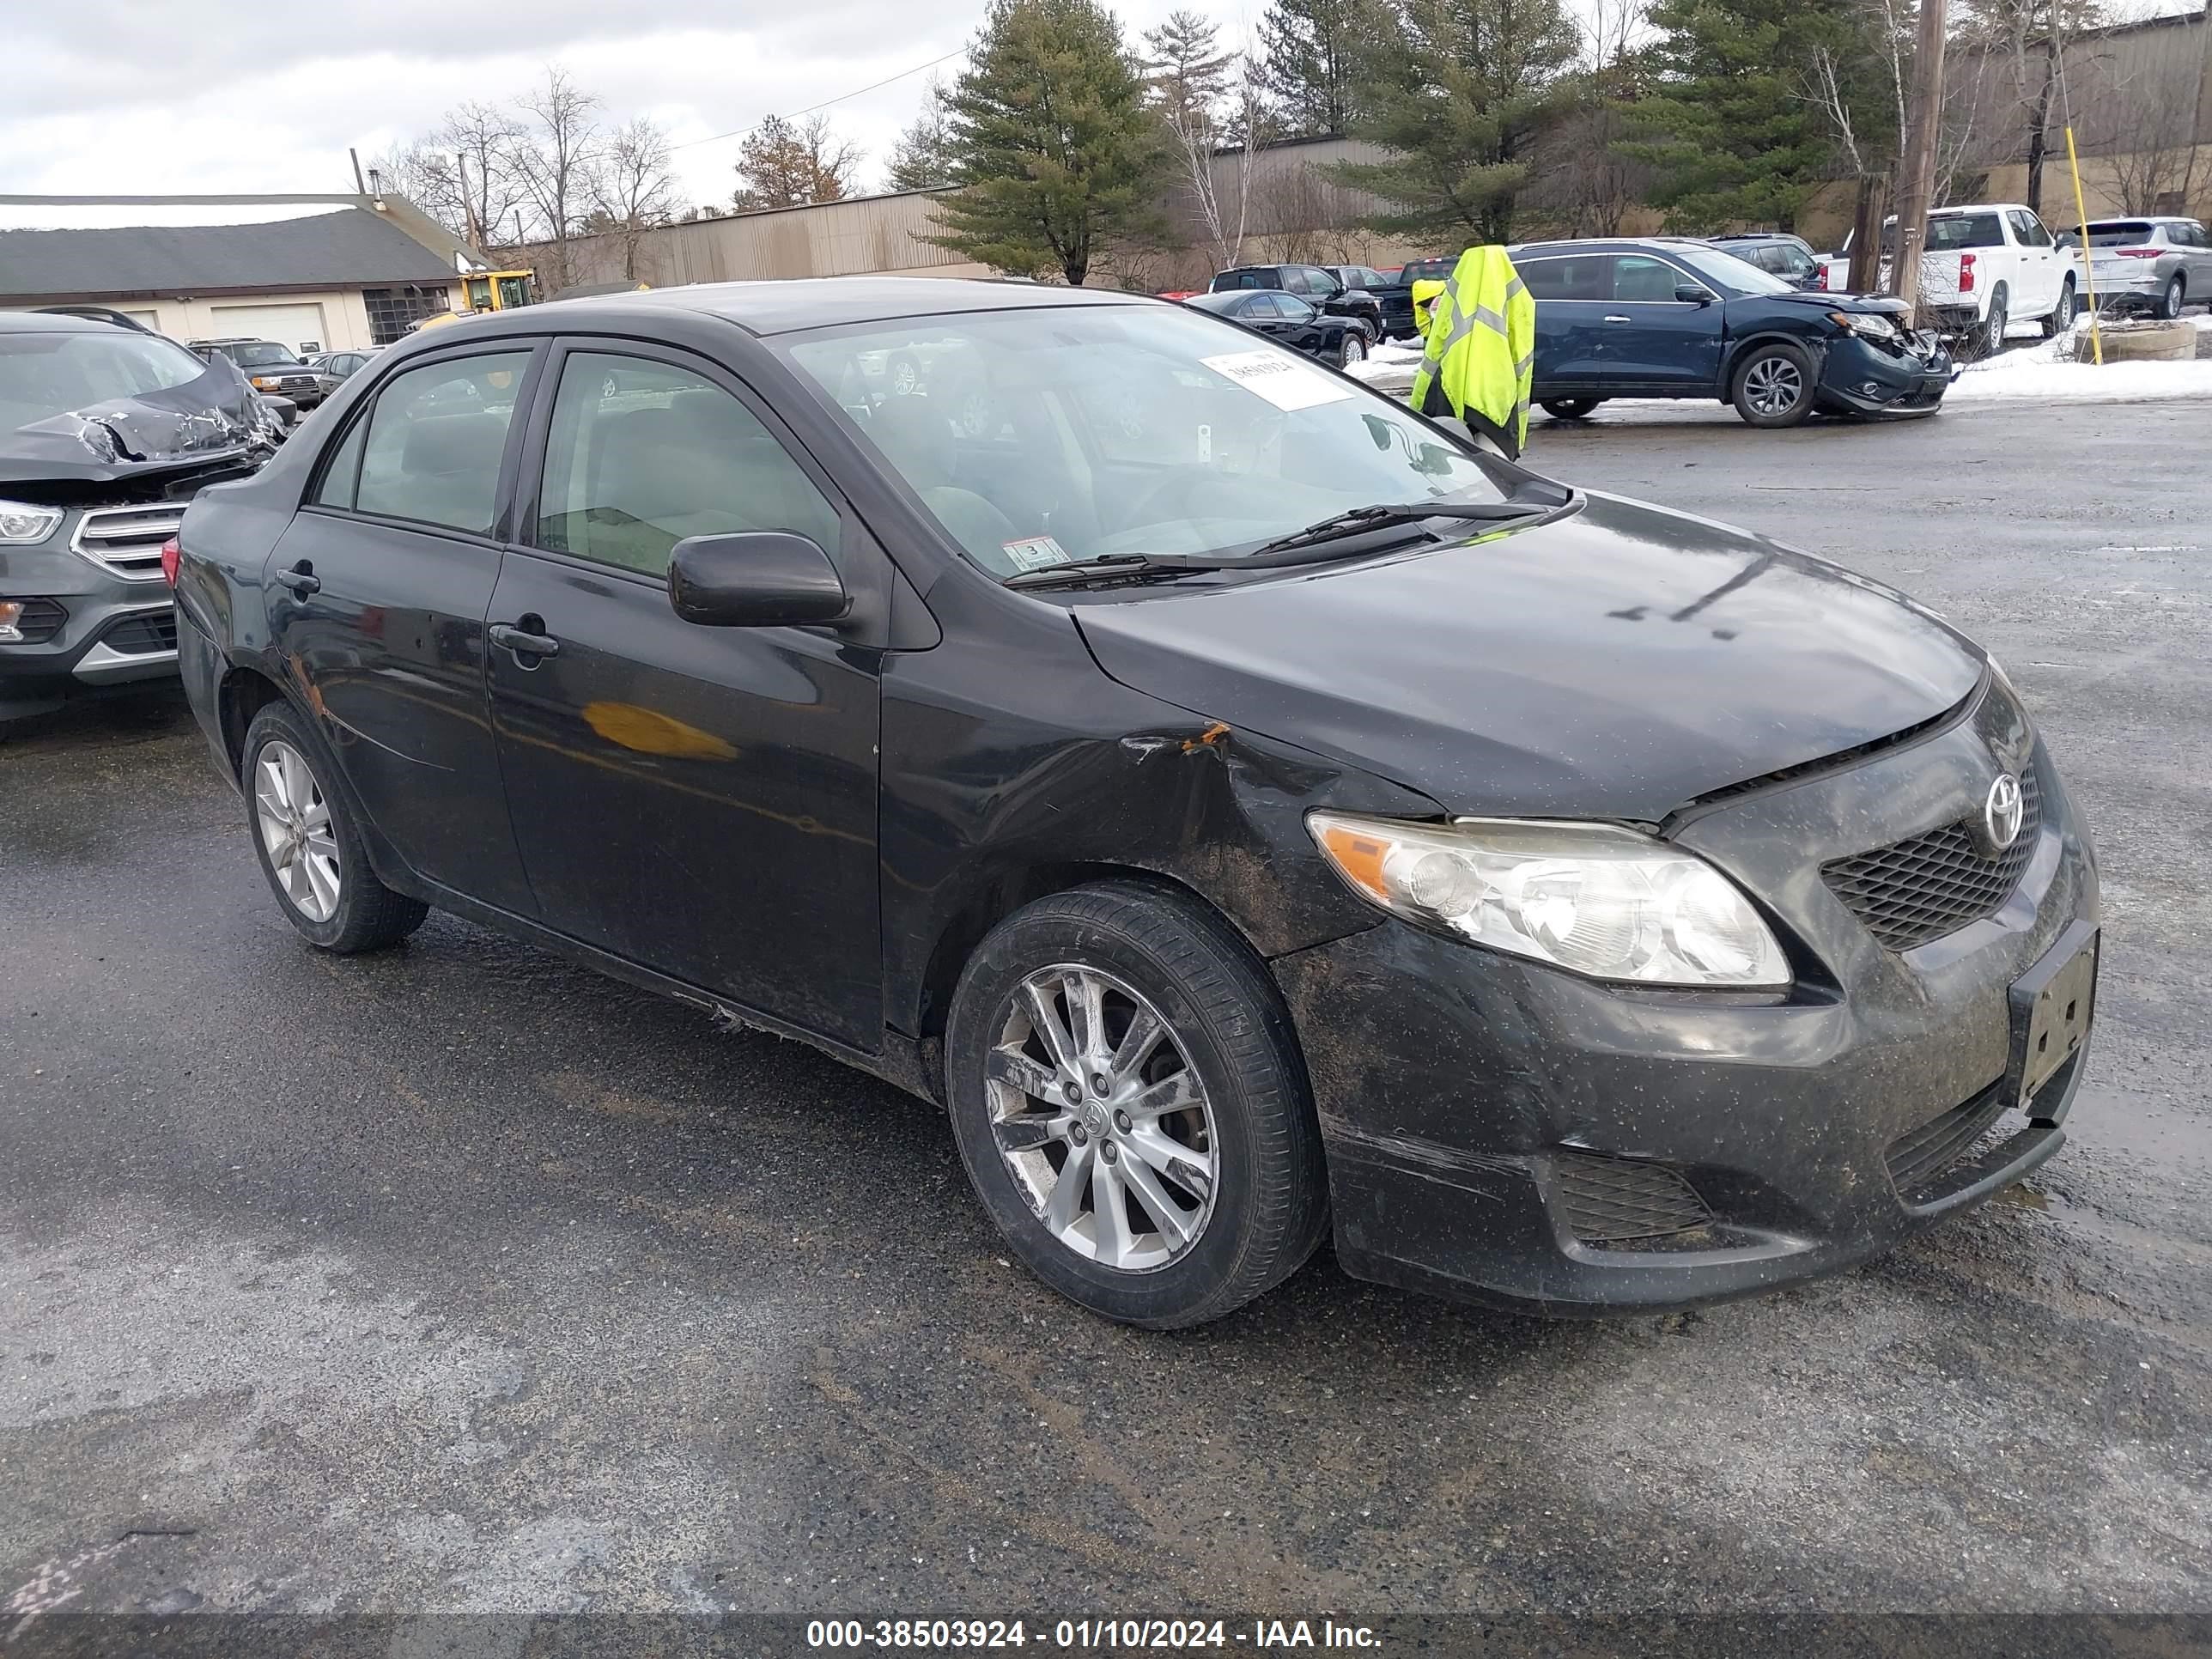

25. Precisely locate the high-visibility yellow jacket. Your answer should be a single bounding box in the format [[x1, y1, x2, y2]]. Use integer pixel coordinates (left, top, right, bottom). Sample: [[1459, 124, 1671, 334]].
[[1409, 278, 1448, 337], [1408, 246, 1537, 459]]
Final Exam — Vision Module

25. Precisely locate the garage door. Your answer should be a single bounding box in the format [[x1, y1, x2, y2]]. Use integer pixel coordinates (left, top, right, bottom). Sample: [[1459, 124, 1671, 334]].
[[209, 302, 330, 355], [118, 309, 160, 330]]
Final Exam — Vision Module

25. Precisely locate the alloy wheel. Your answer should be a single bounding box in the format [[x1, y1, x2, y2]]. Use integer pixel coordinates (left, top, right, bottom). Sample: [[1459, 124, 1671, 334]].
[[253, 739, 342, 923], [983, 964, 1218, 1273], [1341, 332, 1367, 366], [1742, 355, 1803, 417]]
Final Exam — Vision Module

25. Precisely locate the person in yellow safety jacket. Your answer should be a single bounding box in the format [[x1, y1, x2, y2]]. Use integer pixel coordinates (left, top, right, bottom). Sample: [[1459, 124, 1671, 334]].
[[1409, 276, 1448, 337], [1407, 246, 1537, 459]]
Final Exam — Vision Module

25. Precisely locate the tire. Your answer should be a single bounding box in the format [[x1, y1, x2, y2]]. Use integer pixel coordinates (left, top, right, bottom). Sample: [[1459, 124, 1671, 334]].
[[2158, 274, 2185, 320], [1541, 398, 1601, 419], [1729, 343, 1816, 428], [944, 880, 1328, 1329], [241, 701, 428, 954], [889, 351, 921, 396], [1973, 288, 2008, 358], [2043, 278, 2075, 337], [1337, 330, 1367, 368]]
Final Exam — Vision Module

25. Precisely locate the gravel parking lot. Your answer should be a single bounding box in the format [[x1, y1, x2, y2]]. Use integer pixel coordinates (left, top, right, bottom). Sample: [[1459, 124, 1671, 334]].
[[3, 397, 2209, 1626]]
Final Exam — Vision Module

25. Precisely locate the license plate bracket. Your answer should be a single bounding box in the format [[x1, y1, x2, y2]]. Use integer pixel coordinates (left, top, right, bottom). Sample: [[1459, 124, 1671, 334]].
[[2006, 921, 2098, 1121]]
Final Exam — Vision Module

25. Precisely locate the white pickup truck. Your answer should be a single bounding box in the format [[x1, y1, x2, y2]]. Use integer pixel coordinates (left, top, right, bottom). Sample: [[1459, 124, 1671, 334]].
[[1817, 204, 2080, 351]]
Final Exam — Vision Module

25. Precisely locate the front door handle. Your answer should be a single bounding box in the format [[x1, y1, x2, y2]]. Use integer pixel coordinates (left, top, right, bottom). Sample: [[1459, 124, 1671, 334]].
[[489, 620, 560, 660], [1603, 314, 1632, 324], [274, 562, 319, 595]]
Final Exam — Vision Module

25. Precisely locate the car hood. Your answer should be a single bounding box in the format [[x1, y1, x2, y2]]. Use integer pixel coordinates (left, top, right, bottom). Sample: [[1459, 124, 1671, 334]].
[[1074, 489, 1984, 822], [0, 366, 273, 489], [1761, 290, 1910, 319]]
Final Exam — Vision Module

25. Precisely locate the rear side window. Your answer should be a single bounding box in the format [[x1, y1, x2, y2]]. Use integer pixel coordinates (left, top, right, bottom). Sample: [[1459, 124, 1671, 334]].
[[335, 351, 532, 534], [534, 351, 840, 579], [1519, 256, 1612, 301]]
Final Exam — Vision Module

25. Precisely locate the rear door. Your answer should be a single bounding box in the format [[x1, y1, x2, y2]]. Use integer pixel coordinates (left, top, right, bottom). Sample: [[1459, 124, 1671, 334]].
[[1597, 253, 1724, 392], [1517, 254, 1613, 392], [266, 343, 542, 913], [485, 341, 884, 1046]]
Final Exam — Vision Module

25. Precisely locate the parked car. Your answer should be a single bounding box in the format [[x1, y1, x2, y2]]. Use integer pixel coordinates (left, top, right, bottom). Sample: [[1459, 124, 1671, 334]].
[[1321, 265, 1406, 333], [1375, 256, 1460, 340], [172, 279, 2087, 1335], [0, 311, 279, 726], [1208, 264, 1382, 337], [1183, 289, 1372, 367], [173, 279, 2095, 1329], [1703, 232, 1828, 289], [188, 338, 340, 410], [1821, 206, 2076, 353], [1509, 237, 1954, 426], [2054, 217, 2212, 319], [309, 349, 381, 382]]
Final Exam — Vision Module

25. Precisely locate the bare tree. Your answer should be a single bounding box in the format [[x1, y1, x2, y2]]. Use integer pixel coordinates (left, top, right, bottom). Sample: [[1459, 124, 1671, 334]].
[[2099, 52, 2208, 210], [441, 100, 527, 249], [507, 67, 603, 292], [591, 117, 680, 279], [1163, 35, 1272, 272], [1540, 0, 1651, 237]]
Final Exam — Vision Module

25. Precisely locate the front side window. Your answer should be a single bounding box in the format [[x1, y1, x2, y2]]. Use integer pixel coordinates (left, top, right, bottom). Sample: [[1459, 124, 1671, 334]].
[[1278, 295, 1319, 322], [345, 350, 531, 534], [534, 351, 840, 578], [781, 302, 1503, 580], [1611, 255, 1686, 302]]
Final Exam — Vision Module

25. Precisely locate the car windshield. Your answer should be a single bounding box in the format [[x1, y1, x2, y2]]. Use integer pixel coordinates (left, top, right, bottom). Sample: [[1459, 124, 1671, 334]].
[[0, 329, 216, 431], [1667, 245, 1796, 295], [1401, 259, 1455, 283], [226, 343, 297, 368], [780, 302, 1505, 581]]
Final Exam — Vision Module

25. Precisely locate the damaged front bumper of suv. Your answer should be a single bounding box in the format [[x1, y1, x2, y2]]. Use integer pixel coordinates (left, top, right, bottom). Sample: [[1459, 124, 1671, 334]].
[[1273, 674, 2098, 1315]]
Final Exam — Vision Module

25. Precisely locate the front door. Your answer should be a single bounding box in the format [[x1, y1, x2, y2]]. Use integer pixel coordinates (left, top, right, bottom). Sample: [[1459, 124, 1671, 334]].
[[268, 344, 541, 913], [1599, 254, 1725, 392], [487, 343, 884, 1048]]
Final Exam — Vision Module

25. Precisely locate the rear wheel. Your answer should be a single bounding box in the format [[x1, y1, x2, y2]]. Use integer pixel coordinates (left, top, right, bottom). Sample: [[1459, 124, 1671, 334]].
[[1541, 398, 1601, 419], [1973, 288, 2009, 358], [1730, 343, 1815, 428], [243, 701, 427, 953], [2158, 274, 2185, 319], [2043, 278, 2075, 337], [945, 881, 1328, 1328]]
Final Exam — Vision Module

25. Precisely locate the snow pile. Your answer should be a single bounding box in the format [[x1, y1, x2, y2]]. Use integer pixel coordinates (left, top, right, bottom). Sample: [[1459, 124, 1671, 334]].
[[1948, 314, 2212, 405], [1346, 342, 1423, 396]]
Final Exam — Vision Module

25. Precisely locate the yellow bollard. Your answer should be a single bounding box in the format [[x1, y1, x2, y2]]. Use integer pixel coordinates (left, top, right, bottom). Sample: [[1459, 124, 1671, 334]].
[[2064, 126, 2103, 367]]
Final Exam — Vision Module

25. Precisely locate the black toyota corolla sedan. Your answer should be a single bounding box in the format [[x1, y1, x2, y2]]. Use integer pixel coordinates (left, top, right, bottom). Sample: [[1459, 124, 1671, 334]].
[[171, 280, 2098, 1329]]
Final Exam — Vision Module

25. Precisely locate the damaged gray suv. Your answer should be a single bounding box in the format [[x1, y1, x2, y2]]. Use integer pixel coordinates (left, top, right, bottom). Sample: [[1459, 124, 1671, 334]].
[[1, 311, 280, 726]]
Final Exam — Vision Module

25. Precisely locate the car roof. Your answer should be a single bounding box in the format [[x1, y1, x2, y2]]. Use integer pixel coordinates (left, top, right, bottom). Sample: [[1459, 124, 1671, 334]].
[[508, 276, 1153, 337], [0, 310, 112, 336]]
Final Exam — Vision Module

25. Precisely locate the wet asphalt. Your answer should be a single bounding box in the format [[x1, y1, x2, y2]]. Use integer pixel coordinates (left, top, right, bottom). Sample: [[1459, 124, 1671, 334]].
[[2, 397, 2209, 1625]]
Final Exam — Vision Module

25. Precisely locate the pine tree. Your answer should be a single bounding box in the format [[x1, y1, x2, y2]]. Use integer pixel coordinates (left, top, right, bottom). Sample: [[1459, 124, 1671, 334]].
[[931, 0, 1169, 284], [1144, 10, 1237, 132], [887, 76, 960, 191], [1326, 0, 1582, 243], [1625, 0, 1878, 230], [1256, 0, 1362, 137]]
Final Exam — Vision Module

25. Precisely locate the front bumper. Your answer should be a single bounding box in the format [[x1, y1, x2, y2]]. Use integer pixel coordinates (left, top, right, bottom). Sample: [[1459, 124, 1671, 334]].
[[1816, 333, 1955, 416], [1273, 683, 2099, 1316], [1, 518, 180, 718]]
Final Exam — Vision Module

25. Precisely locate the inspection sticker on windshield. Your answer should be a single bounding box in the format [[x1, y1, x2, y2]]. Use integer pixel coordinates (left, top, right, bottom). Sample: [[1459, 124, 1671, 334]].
[[1001, 535, 1072, 571], [1200, 349, 1354, 412]]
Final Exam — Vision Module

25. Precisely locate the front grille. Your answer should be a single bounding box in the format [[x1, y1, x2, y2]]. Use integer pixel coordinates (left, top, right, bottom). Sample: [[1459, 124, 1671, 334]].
[[100, 609, 179, 656], [4, 597, 67, 643], [1553, 1152, 1711, 1244], [70, 504, 184, 582], [1885, 1079, 2008, 1195], [1822, 767, 2042, 950]]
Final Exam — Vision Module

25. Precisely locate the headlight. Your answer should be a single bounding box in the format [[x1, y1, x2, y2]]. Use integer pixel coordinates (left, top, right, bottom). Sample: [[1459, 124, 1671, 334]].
[[0, 499, 64, 544], [1829, 310, 1900, 342], [250, 374, 281, 389], [1309, 811, 1791, 988]]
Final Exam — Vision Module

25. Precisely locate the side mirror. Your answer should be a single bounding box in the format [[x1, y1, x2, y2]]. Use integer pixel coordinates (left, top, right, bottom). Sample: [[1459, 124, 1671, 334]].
[[1675, 285, 1716, 306], [667, 532, 849, 629]]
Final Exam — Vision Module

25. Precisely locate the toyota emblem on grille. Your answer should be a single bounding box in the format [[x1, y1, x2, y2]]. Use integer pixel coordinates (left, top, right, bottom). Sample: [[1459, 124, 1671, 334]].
[[1983, 772, 2025, 851]]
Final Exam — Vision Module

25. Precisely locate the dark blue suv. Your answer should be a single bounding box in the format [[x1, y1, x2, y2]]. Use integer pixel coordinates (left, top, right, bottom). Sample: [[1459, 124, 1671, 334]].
[[1508, 238, 1955, 427]]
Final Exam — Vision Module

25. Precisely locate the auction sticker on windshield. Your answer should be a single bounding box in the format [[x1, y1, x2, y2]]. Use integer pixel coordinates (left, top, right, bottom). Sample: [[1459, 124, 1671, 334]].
[[1200, 349, 1354, 413], [1001, 535, 1073, 571]]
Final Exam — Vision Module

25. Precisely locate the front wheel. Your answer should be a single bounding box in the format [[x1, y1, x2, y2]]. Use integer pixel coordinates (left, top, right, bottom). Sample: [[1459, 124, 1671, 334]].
[[945, 882, 1328, 1328], [2158, 274, 2185, 319], [2044, 278, 2076, 337], [1541, 398, 1601, 420], [1731, 343, 1816, 428], [243, 701, 428, 953], [1337, 330, 1367, 368]]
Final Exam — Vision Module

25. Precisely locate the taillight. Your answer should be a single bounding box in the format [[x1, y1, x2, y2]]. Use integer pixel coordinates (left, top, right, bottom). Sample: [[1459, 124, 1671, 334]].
[[160, 535, 180, 586], [1959, 252, 1976, 293], [2113, 246, 2161, 258], [1812, 268, 1828, 290]]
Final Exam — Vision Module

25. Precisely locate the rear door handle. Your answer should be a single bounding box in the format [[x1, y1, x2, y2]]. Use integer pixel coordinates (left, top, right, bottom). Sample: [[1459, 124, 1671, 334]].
[[1603, 315, 1632, 324], [273, 563, 319, 595], [489, 620, 559, 660]]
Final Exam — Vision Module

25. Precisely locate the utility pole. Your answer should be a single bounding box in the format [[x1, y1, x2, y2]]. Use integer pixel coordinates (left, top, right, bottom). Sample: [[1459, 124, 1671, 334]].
[[1892, 0, 1952, 325], [455, 151, 484, 248]]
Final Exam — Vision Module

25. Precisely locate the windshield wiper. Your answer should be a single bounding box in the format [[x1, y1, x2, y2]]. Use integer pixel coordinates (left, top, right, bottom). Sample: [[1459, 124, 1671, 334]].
[[1248, 499, 1558, 559], [1002, 552, 1231, 591]]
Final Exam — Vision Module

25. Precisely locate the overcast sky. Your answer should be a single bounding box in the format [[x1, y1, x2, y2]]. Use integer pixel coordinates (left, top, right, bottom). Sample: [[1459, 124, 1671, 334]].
[[5, 0, 1260, 216]]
